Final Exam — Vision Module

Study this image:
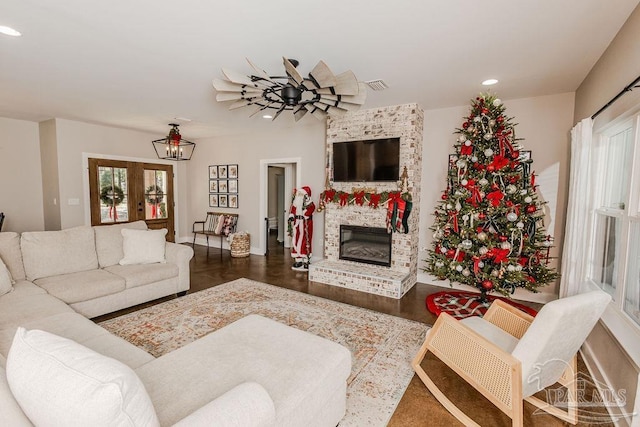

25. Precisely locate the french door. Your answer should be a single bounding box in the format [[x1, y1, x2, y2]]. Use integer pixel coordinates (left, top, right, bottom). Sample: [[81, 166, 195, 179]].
[[88, 159, 175, 241]]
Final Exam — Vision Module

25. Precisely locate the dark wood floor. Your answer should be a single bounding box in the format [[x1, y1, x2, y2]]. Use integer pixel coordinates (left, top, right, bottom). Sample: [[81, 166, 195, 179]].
[[95, 234, 612, 427]]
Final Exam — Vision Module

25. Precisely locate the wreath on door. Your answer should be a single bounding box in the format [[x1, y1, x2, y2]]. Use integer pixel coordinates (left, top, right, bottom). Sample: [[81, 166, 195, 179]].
[[145, 185, 165, 219], [100, 185, 124, 206], [100, 185, 124, 220], [145, 185, 164, 204]]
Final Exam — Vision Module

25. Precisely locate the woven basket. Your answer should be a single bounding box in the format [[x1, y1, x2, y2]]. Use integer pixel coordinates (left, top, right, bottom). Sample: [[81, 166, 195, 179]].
[[230, 233, 250, 258]]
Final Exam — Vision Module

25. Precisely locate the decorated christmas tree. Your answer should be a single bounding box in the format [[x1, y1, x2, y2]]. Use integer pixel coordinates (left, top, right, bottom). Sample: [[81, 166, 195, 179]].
[[424, 94, 558, 300]]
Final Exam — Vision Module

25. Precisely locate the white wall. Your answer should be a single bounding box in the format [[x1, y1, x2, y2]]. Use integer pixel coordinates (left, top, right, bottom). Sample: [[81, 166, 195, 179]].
[[417, 92, 575, 300], [0, 117, 44, 232], [185, 121, 326, 256]]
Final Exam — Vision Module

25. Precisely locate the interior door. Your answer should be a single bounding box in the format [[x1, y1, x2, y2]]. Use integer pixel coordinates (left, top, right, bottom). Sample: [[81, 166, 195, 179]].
[[88, 159, 175, 241]]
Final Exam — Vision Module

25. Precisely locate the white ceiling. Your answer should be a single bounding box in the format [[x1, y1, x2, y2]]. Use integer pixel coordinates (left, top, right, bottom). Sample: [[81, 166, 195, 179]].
[[1, 0, 638, 138]]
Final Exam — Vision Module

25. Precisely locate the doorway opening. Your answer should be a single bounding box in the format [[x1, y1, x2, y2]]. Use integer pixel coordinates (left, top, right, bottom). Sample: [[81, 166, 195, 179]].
[[259, 158, 300, 256]]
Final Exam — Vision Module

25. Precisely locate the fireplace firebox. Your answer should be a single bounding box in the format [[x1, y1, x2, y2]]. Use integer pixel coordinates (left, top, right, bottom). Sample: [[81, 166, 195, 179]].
[[339, 225, 392, 267]]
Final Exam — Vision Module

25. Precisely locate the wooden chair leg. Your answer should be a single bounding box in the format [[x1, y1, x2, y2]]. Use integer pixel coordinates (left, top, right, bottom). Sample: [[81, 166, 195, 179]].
[[524, 356, 578, 425], [412, 340, 481, 427]]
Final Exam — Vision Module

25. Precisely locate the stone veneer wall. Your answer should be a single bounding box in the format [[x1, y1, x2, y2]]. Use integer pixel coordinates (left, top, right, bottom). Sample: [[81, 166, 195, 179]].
[[320, 103, 423, 296]]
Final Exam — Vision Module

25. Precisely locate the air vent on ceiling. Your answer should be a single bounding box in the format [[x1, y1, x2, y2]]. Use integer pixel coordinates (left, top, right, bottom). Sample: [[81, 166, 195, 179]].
[[365, 79, 389, 91]]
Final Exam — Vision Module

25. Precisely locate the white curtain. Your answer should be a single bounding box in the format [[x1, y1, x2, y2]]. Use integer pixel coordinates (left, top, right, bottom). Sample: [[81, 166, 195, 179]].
[[560, 118, 594, 297]]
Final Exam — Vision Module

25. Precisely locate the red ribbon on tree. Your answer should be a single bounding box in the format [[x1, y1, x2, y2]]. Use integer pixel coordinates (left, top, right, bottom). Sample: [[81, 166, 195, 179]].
[[487, 247, 510, 263], [496, 129, 514, 157], [531, 171, 536, 187], [489, 154, 510, 171], [486, 190, 504, 207], [369, 193, 381, 208], [460, 143, 473, 155], [448, 211, 459, 233]]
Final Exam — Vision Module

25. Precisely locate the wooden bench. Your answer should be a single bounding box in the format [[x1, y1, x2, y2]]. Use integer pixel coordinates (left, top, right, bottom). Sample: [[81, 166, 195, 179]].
[[192, 212, 238, 253]]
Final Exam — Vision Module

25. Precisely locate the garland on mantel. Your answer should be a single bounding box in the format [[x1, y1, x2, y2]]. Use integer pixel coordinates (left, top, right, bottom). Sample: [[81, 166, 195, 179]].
[[317, 189, 411, 211]]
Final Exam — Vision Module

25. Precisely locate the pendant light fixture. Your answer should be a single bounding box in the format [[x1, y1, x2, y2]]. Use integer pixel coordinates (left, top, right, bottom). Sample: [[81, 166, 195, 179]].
[[152, 124, 195, 161]]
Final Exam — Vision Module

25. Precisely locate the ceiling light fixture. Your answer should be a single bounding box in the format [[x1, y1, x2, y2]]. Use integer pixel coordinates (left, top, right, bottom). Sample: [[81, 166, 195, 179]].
[[151, 124, 195, 161], [0, 25, 21, 37], [262, 114, 273, 119], [212, 57, 367, 122], [482, 78, 499, 86]]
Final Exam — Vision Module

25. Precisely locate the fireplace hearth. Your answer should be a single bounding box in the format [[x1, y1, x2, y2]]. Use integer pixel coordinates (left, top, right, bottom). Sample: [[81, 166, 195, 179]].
[[339, 225, 391, 267]]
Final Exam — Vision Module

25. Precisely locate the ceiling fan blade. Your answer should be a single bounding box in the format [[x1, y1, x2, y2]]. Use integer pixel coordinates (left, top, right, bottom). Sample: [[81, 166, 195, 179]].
[[216, 92, 246, 102], [222, 67, 265, 87], [294, 107, 308, 122], [318, 97, 361, 112], [228, 99, 255, 110], [304, 104, 327, 120], [309, 60, 337, 89], [311, 102, 347, 116], [271, 105, 288, 121], [246, 58, 274, 83], [332, 70, 359, 95], [283, 57, 303, 85], [212, 78, 262, 93]]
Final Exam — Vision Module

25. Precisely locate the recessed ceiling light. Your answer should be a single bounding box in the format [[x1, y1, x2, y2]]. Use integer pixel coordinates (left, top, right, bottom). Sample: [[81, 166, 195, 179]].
[[262, 114, 273, 119], [0, 25, 21, 37], [174, 117, 192, 122], [482, 79, 499, 86]]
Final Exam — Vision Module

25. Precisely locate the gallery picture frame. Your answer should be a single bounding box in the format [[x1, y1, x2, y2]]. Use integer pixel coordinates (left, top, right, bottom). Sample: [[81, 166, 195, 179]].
[[218, 180, 228, 193], [228, 179, 238, 193], [219, 194, 228, 208], [209, 180, 218, 193], [209, 194, 219, 208], [228, 164, 238, 179], [209, 165, 218, 179], [219, 165, 228, 179], [228, 194, 238, 208]]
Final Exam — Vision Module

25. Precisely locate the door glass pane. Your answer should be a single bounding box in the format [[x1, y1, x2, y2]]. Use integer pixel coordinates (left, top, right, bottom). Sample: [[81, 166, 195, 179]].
[[624, 221, 640, 326], [591, 213, 621, 298], [144, 169, 167, 219], [98, 166, 128, 223]]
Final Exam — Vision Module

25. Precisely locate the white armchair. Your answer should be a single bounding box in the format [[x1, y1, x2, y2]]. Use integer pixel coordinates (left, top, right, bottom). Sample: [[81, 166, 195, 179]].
[[412, 290, 611, 426]]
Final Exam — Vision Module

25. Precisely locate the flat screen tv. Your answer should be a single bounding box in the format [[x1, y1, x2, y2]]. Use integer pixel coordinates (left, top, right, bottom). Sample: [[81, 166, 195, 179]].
[[332, 137, 400, 182]]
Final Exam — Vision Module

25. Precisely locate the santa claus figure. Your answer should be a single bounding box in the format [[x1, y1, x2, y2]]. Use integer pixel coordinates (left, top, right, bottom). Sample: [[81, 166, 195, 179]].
[[288, 186, 315, 271]]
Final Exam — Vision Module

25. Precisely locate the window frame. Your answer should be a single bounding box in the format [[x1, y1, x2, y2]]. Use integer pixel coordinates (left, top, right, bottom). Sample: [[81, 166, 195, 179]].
[[587, 112, 640, 364]]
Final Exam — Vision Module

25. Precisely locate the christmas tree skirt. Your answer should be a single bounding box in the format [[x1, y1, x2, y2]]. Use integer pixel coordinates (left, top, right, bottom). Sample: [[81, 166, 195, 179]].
[[426, 290, 537, 319]]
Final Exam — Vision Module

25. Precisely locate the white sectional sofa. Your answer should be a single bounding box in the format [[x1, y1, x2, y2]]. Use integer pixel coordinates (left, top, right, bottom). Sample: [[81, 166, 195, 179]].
[[0, 223, 352, 426]]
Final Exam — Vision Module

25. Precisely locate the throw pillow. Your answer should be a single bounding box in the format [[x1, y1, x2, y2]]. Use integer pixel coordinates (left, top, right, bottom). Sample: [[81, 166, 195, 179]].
[[120, 228, 167, 265], [6, 327, 160, 427], [0, 257, 13, 296]]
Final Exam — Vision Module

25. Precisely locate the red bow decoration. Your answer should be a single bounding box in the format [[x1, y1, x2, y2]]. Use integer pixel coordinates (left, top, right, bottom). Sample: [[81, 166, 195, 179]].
[[486, 190, 504, 207], [339, 192, 350, 206], [369, 193, 381, 208], [354, 191, 366, 206], [387, 191, 402, 203], [324, 189, 336, 202], [489, 155, 510, 171], [460, 143, 473, 155], [496, 129, 514, 157], [488, 248, 510, 263]]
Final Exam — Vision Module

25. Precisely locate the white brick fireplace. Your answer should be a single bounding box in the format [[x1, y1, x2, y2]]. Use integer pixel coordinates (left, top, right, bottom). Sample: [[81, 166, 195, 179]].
[[309, 104, 424, 299]]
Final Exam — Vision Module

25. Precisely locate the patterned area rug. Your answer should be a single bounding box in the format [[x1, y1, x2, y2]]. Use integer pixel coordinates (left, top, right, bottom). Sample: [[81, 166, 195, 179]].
[[426, 290, 538, 319], [99, 278, 428, 426]]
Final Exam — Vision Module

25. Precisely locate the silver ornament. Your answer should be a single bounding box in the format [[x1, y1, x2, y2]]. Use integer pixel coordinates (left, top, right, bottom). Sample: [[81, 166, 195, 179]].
[[479, 246, 488, 255], [484, 148, 494, 157], [461, 239, 473, 249], [524, 196, 532, 203], [462, 269, 471, 277], [484, 133, 493, 141], [479, 178, 488, 186], [493, 99, 502, 107], [506, 212, 518, 222], [516, 221, 524, 229], [506, 185, 517, 194], [456, 265, 463, 272], [477, 232, 487, 241], [500, 241, 512, 250]]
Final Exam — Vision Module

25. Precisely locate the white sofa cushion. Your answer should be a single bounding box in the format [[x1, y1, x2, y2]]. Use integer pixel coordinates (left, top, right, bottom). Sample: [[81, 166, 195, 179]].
[[120, 228, 167, 265], [0, 361, 32, 426], [0, 232, 26, 281], [105, 262, 179, 289], [21, 226, 98, 281], [6, 327, 160, 427], [34, 269, 125, 304], [94, 221, 149, 268], [0, 258, 13, 296]]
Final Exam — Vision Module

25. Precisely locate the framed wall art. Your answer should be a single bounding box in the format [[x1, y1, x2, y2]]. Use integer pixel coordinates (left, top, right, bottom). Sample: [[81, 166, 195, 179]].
[[207, 164, 239, 209]]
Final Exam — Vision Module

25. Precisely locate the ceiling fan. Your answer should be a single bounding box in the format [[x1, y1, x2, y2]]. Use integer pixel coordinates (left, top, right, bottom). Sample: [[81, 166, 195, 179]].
[[212, 58, 367, 121]]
